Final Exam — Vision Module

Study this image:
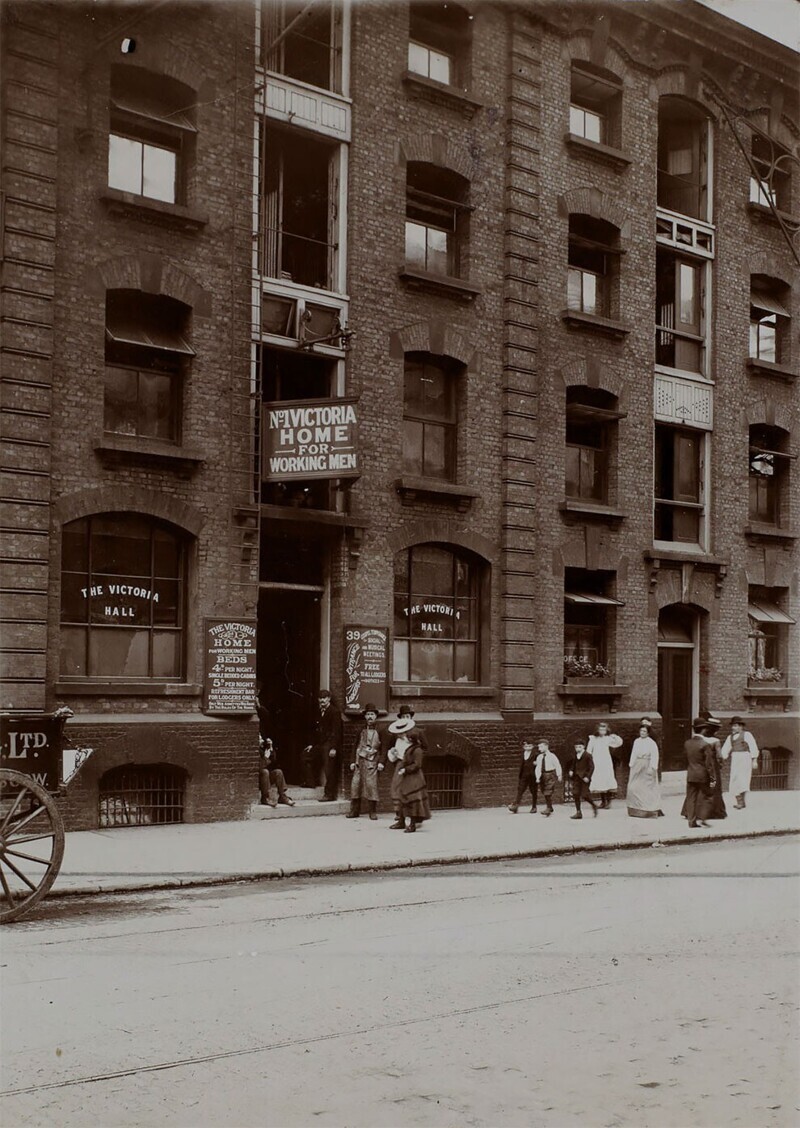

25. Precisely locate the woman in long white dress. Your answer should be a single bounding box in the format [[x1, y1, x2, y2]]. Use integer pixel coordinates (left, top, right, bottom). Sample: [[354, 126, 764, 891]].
[[626, 722, 664, 818], [587, 722, 623, 808]]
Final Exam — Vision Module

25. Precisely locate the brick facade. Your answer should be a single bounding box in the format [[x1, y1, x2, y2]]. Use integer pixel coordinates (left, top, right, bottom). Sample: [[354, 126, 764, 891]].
[[1, 1, 798, 828]]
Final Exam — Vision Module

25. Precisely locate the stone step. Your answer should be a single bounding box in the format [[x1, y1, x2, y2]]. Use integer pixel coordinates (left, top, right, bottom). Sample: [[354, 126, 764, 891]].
[[248, 787, 350, 819]]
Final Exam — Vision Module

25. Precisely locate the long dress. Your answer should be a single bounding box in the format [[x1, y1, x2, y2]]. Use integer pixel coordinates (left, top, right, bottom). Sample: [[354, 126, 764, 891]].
[[398, 745, 431, 821], [626, 736, 663, 818], [705, 736, 727, 819], [587, 733, 623, 795]]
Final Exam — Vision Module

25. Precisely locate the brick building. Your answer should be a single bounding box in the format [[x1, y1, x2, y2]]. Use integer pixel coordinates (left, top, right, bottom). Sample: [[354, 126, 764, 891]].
[[1, 0, 797, 829]]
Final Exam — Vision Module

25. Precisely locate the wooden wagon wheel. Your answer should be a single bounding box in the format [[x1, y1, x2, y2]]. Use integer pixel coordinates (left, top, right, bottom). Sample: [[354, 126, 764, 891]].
[[0, 769, 65, 924]]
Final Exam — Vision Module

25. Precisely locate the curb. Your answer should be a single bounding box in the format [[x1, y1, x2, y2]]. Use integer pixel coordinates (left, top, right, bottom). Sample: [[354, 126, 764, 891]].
[[42, 826, 799, 901]]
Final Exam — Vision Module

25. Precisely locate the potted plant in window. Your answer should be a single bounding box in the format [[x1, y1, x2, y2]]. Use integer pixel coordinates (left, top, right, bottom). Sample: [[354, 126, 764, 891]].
[[747, 665, 784, 686], [563, 656, 613, 685]]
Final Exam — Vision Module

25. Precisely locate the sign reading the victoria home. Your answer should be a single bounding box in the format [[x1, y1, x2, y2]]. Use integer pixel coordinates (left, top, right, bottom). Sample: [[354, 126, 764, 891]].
[[263, 397, 359, 481], [343, 626, 389, 715], [203, 619, 257, 715]]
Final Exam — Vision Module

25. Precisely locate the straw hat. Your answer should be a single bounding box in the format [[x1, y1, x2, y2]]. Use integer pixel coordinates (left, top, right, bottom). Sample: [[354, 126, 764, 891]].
[[388, 717, 416, 735]]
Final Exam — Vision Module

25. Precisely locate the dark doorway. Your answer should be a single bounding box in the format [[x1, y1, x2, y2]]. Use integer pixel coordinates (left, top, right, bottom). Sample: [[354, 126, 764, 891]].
[[658, 648, 693, 770], [257, 587, 321, 784]]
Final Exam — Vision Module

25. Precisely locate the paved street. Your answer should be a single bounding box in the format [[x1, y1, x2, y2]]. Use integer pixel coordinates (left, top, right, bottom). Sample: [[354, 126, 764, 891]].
[[1, 836, 798, 1128]]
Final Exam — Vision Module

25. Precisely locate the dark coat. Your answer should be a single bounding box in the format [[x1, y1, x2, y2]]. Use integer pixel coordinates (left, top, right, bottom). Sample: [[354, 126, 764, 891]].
[[568, 751, 595, 784], [518, 751, 537, 780], [685, 735, 716, 784], [398, 743, 431, 820], [312, 704, 342, 754]]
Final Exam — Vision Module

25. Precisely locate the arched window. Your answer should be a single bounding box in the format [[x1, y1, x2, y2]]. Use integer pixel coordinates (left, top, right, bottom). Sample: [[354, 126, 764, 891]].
[[108, 65, 196, 205], [403, 353, 460, 481], [750, 276, 791, 366], [104, 290, 193, 443], [569, 62, 622, 148], [565, 386, 622, 504], [749, 424, 791, 527], [749, 131, 792, 212], [405, 162, 470, 279], [60, 514, 187, 680], [407, 2, 472, 88], [393, 544, 484, 683]]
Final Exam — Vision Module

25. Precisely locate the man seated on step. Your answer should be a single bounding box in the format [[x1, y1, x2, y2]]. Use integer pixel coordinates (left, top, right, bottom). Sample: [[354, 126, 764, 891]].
[[258, 736, 294, 807]]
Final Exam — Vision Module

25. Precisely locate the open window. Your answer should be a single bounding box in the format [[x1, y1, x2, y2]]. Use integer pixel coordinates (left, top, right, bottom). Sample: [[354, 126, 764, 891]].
[[393, 543, 485, 684], [656, 247, 706, 375], [750, 276, 791, 366], [749, 132, 792, 213], [563, 569, 623, 679], [405, 162, 470, 279], [108, 66, 196, 206], [654, 423, 705, 546], [104, 290, 193, 443], [260, 1, 343, 93], [748, 588, 794, 685], [565, 387, 623, 505], [749, 424, 792, 527], [407, 1, 472, 89], [403, 353, 460, 482], [657, 97, 711, 221], [567, 215, 620, 318], [569, 63, 622, 148], [261, 122, 340, 291], [60, 514, 187, 680]]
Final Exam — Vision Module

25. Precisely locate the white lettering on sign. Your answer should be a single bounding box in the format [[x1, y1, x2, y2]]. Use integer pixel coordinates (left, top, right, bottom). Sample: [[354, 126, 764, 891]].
[[82, 585, 159, 601], [268, 404, 357, 430], [8, 731, 48, 758]]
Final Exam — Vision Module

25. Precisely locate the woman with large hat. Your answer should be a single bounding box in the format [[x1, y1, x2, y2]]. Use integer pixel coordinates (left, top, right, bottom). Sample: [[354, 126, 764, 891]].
[[386, 711, 417, 829]]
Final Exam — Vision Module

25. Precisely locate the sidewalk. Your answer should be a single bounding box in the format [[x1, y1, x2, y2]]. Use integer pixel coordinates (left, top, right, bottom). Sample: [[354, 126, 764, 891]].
[[50, 790, 800, 898]]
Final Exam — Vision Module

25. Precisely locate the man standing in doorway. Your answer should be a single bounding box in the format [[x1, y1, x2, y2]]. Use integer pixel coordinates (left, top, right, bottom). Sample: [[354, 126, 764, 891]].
[[303, 689, 343, 801]]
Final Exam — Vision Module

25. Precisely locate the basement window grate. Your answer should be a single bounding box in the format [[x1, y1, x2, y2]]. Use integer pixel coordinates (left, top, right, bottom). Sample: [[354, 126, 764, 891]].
[[424, 755, 464, 809], [99, 764, 186, 827]]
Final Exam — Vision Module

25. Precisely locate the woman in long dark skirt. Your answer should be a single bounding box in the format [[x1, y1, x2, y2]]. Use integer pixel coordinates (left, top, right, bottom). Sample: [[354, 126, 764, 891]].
[[397, 732, 431, 833]]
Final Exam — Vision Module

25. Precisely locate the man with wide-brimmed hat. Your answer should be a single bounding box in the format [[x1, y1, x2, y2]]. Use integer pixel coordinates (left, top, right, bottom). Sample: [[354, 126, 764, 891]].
[[346, 702, 384, 820]]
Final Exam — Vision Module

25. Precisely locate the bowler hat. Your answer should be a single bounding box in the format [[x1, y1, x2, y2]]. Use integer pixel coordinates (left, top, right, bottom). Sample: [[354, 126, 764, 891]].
[[730, 715, 745, 726], [361, 702, 379, 717], [397, 705, 415, 718]]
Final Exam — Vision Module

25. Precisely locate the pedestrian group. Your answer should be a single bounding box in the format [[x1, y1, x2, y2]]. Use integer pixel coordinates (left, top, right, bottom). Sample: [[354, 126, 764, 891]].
[[256, 695, 761, 829]]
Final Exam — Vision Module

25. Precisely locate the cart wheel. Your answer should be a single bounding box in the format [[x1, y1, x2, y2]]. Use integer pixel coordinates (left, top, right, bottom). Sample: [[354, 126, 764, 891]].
[[0, 770, 65, 924]]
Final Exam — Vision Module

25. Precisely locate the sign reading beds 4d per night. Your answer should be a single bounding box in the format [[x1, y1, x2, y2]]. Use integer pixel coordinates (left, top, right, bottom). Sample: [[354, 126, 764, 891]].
[[262, 397, 359, 481], [203, 619, 257, 716]]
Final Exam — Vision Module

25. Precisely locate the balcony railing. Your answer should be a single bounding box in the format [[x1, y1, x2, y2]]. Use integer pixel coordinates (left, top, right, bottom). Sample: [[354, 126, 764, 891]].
[[260, 226, 335, 290]]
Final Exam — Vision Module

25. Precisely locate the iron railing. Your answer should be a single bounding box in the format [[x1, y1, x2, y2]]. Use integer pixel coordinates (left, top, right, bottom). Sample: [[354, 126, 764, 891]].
[[751, 753, 790, 792]]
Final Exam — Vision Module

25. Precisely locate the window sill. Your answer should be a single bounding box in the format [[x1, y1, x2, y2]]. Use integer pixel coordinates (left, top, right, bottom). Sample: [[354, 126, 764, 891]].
[[391, 684, 496, 699], [559, 499, 626, 523], [556, 683, 628, 713], [401, 71, 483, 118], [99, 188, 209, 232], [564, 132, 632, 171], [398, 267, 482, 303], [744, 523, 797, 542], [395, 476, 480, 512], [56, 681, 202, 697], [560, 309, 630, 340], [746, 357, 798, 383], [743, 685, 793, 708], [746, 201, 799, 229], [95, 436, 205, 473]]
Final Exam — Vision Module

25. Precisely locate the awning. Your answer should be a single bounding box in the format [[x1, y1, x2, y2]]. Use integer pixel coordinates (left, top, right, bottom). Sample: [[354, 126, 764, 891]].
[[105, 323, 195, 356], [748, 600, 796, 625], [566, 403, 627, 422], [111, 94, 196, 132], [751, 289, 790, 318], [565, 592, 625, 606]]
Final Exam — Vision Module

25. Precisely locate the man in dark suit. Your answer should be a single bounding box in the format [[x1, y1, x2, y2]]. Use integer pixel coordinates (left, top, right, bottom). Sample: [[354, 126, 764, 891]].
[[302, 689, 343, 800], [567, 741, 598, 819], [684, 718, 717, 828]]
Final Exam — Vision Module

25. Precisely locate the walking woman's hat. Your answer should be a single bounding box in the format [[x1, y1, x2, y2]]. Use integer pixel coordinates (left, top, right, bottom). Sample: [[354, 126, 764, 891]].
[[388, 717, 415, 735]]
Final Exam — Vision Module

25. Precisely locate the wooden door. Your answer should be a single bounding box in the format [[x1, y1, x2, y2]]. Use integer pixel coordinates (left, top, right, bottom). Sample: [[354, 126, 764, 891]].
[[658, 647, 694, 771]]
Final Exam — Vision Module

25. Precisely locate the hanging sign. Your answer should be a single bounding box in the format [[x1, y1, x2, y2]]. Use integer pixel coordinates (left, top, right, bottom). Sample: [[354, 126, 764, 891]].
[[203, 619, 257, 715], [343, 626, 389, 715], [262, 397, 359, 481]]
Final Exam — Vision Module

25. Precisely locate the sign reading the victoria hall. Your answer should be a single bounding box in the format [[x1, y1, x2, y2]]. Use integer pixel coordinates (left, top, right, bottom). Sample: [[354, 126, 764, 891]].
[[343, 626, 389, 714], [263, 397, 359, 481], [203, 619, 257, 715]]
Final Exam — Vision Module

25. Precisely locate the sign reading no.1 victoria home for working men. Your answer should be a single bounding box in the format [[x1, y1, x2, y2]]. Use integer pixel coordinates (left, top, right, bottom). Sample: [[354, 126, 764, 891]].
[[262, 397, 360, 481]]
